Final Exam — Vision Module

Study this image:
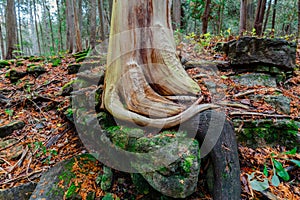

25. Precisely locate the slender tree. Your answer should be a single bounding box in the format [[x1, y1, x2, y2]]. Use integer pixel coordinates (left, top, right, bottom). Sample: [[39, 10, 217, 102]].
[[5, 0, 17, 59], [17, 0, 23, 53], [33, 0, 41, 55], [66, 0, 75, 53], [271, 0, 277, 36], [0, 22, 4, 59], [56, 0, 63, 51], [239, 0, 247, 35], [172, 0, 181, 30], [89, 0, 97, 49], [254, 0, 267, 36], [98, 0, 106, 40], [202, 0, 211, 34], [298, 0, 300, 39], [263, 0, 272, 33], [73, 0, 83, 52]]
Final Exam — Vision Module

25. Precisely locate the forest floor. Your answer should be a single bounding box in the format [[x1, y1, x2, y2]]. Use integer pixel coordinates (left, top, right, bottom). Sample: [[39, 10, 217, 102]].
[[0, 37, 299, 199]]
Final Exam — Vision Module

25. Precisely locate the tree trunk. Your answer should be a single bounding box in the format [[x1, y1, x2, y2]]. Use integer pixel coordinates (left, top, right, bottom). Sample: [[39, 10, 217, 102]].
[[33, 0, 41, 55], [217, 0, 224, 34], [263, 0, 272, 33], [73, 0, 83, 52], [43, 0, 55, 53], [98, 0, 106, 40], [172, 0, 181, 30], [239, 0, 247, 35], [56, 0, 63, 51], [66, 0, 75, 53], [298, 0, 300, 39], [271, 0, 277, 36], [104, 0, 218, 128], [5, 0, 17, 59], [202, 0, 211, 34], [89, 0, 97, 49], [254, 0, 267, 36], [17, 0, 23, 53], [0, 23, 4, 59]]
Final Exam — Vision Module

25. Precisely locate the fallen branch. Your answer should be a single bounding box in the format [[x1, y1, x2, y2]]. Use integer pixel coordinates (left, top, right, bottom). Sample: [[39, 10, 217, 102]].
[[217, 101, 250, 109], [229, 111, 290, 118], [233, 88, 282, 98]]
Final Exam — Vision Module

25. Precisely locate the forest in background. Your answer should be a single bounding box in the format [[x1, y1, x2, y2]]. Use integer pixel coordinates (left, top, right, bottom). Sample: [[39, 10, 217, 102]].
[[0, 0, 300, 59]]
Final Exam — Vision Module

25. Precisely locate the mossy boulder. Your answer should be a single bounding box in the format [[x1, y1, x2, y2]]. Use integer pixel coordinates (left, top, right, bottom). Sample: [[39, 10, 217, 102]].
[[234, 119, 300, 148], [26, 65, 47, 75], [5, 69, 27, 82], [29, 56, 45, 62], [0, 121, 25, 138], [68, 64, 81, 74], [30, 154, 101, 200], [0, 60, 11, 68], [106, 126, 201, 198]]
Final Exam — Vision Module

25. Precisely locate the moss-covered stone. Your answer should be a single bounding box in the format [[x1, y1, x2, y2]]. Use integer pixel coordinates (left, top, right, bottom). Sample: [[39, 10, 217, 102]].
[[5, 69, 27, 82], [29, 56, 45, 62], [234, 119, 299, 148], [0, 60, 11, 68], [30, 154, 100, 200], [96, 166, 113, 191], [26, 65, 47, 75], [67, 64, 81, 74]]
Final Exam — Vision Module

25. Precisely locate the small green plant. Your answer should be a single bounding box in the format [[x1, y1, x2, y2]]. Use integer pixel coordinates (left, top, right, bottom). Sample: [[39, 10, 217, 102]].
[[5, 109, 14, 117], [248, 148, 299, 191], [30, 141, 58, 164]]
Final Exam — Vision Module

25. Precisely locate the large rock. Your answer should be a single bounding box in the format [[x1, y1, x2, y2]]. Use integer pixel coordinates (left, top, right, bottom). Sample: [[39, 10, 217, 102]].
[[30, 154, 100, 200], [0, 121, 25, 138], [222, 36, 296, 70], [0, 182, 37, 200]]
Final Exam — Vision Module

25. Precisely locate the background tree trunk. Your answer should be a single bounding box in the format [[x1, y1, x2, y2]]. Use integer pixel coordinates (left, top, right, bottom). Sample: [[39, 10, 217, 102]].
[[298, 0, 300, 39], [89, 0, 97, 49], [263, 0, 272, 33], [66, 0, 75, 53], [0, 17, 5, 59], [239, 0, 247, 35], [254, 0, 267, 36], [73, 0, 83, 52], [5, 0, 17, 59], [56, 0, 63, 51], [17, 0, 23, 53], [202, 0, 211, 34], [98, 0, 106, 40], [271, 0, 277, 36], [172, 0, 181, 30]]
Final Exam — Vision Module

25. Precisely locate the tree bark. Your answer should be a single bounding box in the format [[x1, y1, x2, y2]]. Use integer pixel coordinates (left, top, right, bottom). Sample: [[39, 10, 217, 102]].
[[73, 0, 83, 52], [98, 0, 106, 40], [271, 0, 277, 36], [5, 0, 17, 59], [202, 0, 211, 34], [263, 0, 272, 33], [17, 0, 23, 53], [239, 0, 247, 35], [0, 17, 5, 59], [33, 0, 41, 55], [104, 0, 218, 128], [89, 0, 97, 49], [66, 0, 75, 53], [56, 0, 63, 51], [298, 0, 300, 39], [172, 0, 181, 30], [254, 0, 267, 36]]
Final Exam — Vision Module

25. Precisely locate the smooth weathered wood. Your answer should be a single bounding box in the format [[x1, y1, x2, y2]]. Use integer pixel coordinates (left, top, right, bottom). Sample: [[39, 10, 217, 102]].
[[103, 0, 218, 128]]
